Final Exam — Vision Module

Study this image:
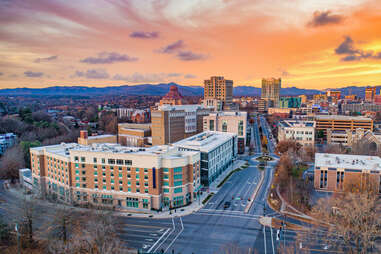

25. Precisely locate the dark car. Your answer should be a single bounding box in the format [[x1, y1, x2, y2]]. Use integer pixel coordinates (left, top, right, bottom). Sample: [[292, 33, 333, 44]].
[[224, 201, 231, 209]]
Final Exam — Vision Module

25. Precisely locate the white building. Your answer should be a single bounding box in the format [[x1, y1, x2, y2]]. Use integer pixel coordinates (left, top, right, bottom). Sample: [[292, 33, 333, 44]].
[[278, 120, 315, 146], [0, 133, 16, 155], [203, 111, 247, 154], [173, 131, 237, 186]]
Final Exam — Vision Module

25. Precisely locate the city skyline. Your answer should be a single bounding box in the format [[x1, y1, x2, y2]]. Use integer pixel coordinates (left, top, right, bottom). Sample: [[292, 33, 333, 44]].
[[1, 0, 381, 89]]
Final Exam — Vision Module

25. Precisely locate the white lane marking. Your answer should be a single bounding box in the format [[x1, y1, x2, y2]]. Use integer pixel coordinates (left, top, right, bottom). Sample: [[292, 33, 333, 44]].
[[142, 244, 150, 249], [165, 217, 184, 253], [263, 226, 267, 254], [145, 238, 154, 241], [270, 226, 275, 254], [150, 233, 158, 236], [149, 219, 174, 253]]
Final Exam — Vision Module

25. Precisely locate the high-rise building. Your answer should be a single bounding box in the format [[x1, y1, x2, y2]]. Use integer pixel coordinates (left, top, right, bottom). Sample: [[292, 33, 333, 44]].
[[261, 78, 281, 107], [151, 105, 211, 146], [204, 76, 233, 109], [365, 87, 377, 102]]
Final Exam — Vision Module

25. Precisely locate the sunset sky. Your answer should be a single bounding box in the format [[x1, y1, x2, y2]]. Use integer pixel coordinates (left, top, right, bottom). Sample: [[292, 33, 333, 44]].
[[1, 0, 381, 89]]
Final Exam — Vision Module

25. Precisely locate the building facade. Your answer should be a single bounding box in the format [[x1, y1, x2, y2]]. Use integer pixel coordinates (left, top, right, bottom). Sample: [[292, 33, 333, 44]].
[[159, 85, 187, 106], [261, 78, 281, 107], [277, 120, 315, 146], [0, 133, 16, 155], [118, 123, 152, 147], [78, 131, 117, 145], [279, 97, 301, 108], [173, 131, 237, 186], [314, 153, 381, 193], [315, 115, 373, 137], [151, 105, 211, 146], [365, 87, 377, 102], [202, 111, 247, 154], [30, 143, 200, 210], [204, 76, 233, 109]]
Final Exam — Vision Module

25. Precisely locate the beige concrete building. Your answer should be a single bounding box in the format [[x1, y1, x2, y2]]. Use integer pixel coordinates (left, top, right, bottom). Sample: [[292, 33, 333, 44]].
[[314, 153, 381, 193], [204, 76, 233, 110], [151, 105, 211, 146], [118, 123, 151, 147], [278, 120, 315, 146], [261, 78, 281, 107], [78, 130, 117, 145], [30, 143, 200, 211], [315, 115, 373, 137], [203, 111, 247, 154]]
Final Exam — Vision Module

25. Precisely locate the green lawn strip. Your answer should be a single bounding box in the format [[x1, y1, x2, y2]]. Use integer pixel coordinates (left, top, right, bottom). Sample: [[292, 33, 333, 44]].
[[202, 193, 215, 204], [217, 167, 242, 188]]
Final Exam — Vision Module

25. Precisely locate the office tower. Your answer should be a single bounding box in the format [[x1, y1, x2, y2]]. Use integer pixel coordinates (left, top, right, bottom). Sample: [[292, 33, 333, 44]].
[[261, 78, 281, 107], [151, 105, 211, 146], [365, 87, 377, 102], [204, 76, 233, 110]]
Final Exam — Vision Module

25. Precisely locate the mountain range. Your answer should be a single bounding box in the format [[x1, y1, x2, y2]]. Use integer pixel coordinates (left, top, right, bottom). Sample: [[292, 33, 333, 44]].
[[0, 83, 378, 98]]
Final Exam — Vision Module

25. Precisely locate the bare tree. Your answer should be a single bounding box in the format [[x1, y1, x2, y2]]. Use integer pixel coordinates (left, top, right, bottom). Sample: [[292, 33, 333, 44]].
[[0, 145, 25, 181], [299, 192, 381, 254]]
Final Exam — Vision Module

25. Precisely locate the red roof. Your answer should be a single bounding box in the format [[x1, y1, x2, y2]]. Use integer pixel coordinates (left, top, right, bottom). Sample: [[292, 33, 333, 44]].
[[162, 85, 184, 100]]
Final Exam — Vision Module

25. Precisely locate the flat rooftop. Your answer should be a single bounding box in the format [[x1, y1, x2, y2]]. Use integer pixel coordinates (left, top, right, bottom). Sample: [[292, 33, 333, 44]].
[[157, 104, 206, 112], [88, 134, 116, 140], [279, 120, 315, 128], [315, 115, 372, 121], [207, 111, 247, 117], [173, 131, 236, 152], [31, 142, 197, 159], [315, 153, 381, 171]]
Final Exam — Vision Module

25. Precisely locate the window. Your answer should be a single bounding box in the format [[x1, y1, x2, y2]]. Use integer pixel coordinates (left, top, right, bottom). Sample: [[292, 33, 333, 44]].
[[164, 188, 169, 193], [93, 158, 97, 163], [164, 175, 169, 179], [174, 167, 182, 173], [125, 160, 132, 165], [144, 168, 148, 173], [174, 181, 182, 186], [102, 158, 105, 164], [94, 171, 98, 175], [74, 156, 79, 161], [108, 159, 115, 165], [81, 157, 85, 162], [119, 173, 123, 177], [222, 121, 228, 132], [136, 174, 140, 179], [164, 182, 169, 186], [163, 168, 169, 173], [238, 120, 244, 136], [117, 159, 124, 165], [136, 168, 140, 173], [174, 187, 182, 193], [75, 163, 79, 168], [209, 120, 214, 131], [82, 171, 86, 175], [174, 174, 182, 180]]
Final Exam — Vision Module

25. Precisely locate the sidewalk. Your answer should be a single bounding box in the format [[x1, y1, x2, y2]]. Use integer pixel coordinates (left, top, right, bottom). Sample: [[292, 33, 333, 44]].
[[6, 159, 247, 219]]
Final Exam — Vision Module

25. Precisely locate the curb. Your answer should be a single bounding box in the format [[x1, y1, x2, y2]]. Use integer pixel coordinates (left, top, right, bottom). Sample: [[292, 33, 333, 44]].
[[244, 168, 265, 213]]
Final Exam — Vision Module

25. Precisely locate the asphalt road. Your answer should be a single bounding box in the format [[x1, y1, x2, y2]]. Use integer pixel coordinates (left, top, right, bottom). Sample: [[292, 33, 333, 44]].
[[0, 116, 297, 254]]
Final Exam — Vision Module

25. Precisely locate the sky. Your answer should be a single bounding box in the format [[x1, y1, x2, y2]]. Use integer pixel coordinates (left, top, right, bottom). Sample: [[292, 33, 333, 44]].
[[0, 0, 381, 89]]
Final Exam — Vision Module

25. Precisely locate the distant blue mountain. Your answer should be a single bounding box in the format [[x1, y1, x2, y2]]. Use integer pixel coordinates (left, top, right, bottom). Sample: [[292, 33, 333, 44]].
[[0, 83, 375, 97]]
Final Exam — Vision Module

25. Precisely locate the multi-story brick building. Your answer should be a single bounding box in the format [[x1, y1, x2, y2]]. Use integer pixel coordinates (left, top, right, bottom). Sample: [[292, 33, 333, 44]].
[[202, 111, 247, 153], [151, 105, 211, 146], [30, 143, 200, 210], [173, 131, 237, 186], [314, 153, 381, 193], [159, 85, 187, 106]]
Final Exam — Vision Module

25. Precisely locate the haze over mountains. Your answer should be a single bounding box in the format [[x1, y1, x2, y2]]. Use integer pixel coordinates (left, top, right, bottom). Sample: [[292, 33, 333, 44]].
[[0, 83, 377, 98]]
